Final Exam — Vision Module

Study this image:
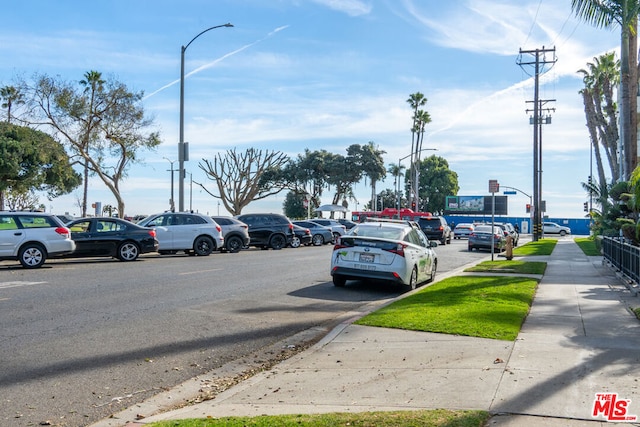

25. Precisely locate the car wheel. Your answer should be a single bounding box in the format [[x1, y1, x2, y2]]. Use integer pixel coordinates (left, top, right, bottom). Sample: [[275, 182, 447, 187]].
[[290, 235, 301, 248], [312, 234, 324, 246], [225, 236, 243, 253], [406, 266, 418, 291], [333, 275, 346, 287], [468, 246, 473, 252], [560, 230, 566, 236], [117, 242, 139, 261], [269, 234, 286, 250], [19, 243, 46, 268], [429, 261, 437, 282], [193, 236, 214, 256]]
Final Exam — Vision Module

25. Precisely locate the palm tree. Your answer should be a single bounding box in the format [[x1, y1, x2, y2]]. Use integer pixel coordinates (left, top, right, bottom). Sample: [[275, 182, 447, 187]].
[[577, 52, 620, 191], [406, 93, 430, 208], [78, 70, 105, 216], [572, 0, 640, 180], [387, 162, 406, 210], [0, 85, 25, 123]]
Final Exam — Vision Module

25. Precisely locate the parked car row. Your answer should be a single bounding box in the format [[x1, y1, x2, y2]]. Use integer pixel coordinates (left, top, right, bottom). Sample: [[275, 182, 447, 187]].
[[0, 211, 358, 269]]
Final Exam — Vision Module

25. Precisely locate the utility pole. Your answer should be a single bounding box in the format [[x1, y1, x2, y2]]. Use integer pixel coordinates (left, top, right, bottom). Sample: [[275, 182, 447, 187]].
[[517, 46, 557, 242]]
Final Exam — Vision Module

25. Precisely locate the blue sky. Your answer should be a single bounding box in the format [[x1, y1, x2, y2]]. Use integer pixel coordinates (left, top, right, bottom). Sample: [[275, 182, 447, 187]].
[[0, 0, 620, 219]]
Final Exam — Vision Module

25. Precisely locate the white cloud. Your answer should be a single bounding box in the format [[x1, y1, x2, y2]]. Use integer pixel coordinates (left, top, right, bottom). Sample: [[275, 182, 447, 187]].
[[311, 0, 372, 16]]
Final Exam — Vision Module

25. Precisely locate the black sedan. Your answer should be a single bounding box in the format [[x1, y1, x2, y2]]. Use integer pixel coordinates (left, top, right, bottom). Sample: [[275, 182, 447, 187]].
[[66, 217, 159, 261]]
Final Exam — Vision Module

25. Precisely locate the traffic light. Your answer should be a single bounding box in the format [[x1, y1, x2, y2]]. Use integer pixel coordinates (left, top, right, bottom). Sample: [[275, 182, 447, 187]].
[[526, 203, 531, 213], [584, 202, 588, 212], [411, 201, 416, 210]]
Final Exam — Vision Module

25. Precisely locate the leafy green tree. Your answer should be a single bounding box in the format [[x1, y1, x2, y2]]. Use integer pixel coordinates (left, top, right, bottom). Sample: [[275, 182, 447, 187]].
[[283, 191, 307, 219], [287, 149, 335, 205], [348, 142, 386, 211], [0, 86, 25, 124], [27, 73, 160, 218], [572, 0, 639, 180], [0, 122, 81, 210], [409, 155, 459, 214], [365, 188, 397, 211]]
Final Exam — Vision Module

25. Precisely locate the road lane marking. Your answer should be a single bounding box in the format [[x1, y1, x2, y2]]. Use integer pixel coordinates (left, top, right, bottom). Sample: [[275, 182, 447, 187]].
[[0, 281, 47, 289], [178, 269, 222, 275]]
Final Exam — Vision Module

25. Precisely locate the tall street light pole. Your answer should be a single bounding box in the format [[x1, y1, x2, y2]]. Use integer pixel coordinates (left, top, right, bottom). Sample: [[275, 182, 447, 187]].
[[397, 148, 437, 215], [179, 23, 233, 212]]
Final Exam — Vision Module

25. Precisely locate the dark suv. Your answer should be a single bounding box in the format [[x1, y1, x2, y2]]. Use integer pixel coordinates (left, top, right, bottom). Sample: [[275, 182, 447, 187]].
[[234, 213, 294, 250], [417, 216, 452, 245]]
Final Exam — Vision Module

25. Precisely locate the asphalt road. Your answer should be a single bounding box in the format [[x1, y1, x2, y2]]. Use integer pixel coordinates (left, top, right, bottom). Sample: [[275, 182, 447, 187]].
[[0, 238, 491, 427]]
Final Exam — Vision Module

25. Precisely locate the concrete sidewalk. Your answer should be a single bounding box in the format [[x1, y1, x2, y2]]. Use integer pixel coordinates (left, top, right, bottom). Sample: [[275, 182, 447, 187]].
[[94, 239, 640, 426]]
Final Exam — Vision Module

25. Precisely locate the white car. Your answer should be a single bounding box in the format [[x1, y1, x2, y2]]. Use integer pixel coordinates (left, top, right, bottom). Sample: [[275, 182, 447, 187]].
[[0, 211, 75, 268], [543, 222, 571, 236], [138, 212, 224, 256], [453, 223, 474, 239], [330, 219, 437, 290]]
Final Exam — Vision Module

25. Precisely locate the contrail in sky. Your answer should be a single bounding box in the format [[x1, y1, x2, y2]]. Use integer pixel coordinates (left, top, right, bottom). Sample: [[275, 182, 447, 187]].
[[143, 25, 289, 100]]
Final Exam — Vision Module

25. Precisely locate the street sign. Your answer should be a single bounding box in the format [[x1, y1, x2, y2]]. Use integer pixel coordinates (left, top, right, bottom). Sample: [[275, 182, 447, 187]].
[[489, 179, 499, 193], [503, 191, 517, 195]]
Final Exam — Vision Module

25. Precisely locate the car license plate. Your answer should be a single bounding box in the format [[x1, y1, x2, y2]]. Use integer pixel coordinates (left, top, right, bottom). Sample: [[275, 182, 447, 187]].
[[356, 263, 376, 270], [359, 253, 374, 263]]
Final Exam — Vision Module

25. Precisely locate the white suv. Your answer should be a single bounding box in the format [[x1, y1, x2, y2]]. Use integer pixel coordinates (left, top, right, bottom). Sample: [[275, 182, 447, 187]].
[[0, 212, 75, 268], [138, 212, 224, 256]]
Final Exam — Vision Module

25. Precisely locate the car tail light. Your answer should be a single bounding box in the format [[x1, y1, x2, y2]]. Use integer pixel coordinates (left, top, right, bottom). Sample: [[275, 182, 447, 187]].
[[55, 227, 71, 238], [288, 223, 294, 232], [388, 242, 406, 257], [216, 224, 222, 233], [333, 237, 346, 249], [148, 229, 157, 238], [304, 228, 311, 235]]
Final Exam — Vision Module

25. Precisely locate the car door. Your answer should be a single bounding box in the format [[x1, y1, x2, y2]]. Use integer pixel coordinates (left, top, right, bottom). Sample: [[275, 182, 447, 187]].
[[0, 214, 24, 257], [70, 219, 114, 256], [144, 214, 175, 250], [169, 214, 195, 250], [241, 215, 269, 245], [93, 219, 123, 255], [408, 229, 432, 281]]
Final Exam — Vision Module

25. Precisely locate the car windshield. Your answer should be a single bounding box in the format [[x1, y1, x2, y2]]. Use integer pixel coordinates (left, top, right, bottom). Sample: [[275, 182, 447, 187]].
[[474, 225, 495, 234], [349, 225, 404, 240]]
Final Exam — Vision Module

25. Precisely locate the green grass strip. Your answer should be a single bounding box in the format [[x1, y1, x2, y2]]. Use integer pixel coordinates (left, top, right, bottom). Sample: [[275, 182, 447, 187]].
[[574, 237, 600, 256], [464, 260, 546, 275], [512, 238, 557, 256], [355, 275, 537, 341], [146, 409, 490, 427]]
